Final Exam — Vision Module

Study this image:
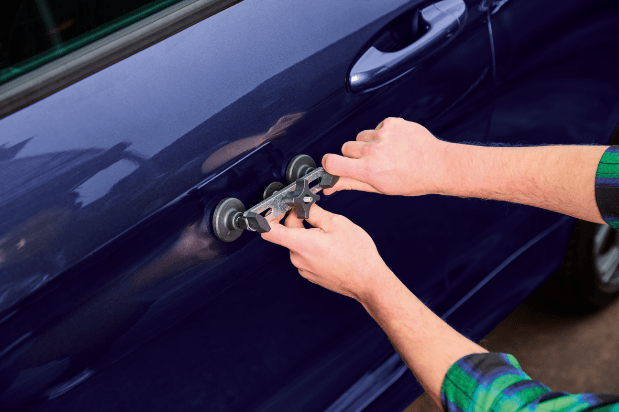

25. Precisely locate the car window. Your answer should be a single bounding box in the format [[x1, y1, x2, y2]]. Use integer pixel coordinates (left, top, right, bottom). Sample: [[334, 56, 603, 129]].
[[0, 0, 239, 118], [1, 0, 190, 86]]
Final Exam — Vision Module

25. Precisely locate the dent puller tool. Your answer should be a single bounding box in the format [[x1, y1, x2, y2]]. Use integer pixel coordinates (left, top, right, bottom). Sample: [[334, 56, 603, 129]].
[[212, 154, 339, 242]]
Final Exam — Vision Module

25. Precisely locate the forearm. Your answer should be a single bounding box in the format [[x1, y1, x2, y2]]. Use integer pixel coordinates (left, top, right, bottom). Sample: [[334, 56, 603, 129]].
[[360, 269, 487, 408], [442, 143, 608, 224]]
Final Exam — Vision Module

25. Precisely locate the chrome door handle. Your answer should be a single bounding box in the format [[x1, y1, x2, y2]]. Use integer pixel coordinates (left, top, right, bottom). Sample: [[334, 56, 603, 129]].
[[348, 0, 467, 93]]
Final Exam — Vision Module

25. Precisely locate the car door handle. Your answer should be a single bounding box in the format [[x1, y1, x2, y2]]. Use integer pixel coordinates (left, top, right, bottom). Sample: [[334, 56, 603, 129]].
[[348, 0, 467, 93]]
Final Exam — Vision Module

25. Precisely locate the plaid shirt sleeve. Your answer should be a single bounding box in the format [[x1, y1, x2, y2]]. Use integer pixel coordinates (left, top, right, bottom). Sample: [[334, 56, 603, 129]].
[[441, 353, 619, 412], [595, 145, 619, 231]]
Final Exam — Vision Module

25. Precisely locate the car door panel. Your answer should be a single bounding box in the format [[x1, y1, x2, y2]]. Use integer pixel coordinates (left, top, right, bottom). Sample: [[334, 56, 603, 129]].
[[488, 0, 619, 146], [0, 0, 533, 410]]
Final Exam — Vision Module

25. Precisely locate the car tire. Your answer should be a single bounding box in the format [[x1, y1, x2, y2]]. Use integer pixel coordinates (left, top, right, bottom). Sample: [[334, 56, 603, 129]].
[[536, 219, 619, 313]]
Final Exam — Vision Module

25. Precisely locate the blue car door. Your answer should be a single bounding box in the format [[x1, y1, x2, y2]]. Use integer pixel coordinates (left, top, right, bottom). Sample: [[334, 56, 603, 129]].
[[0, 0, 498, 410]]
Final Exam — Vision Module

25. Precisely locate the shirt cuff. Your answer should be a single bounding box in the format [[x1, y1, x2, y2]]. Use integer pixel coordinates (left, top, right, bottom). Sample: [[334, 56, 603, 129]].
[[595, 145, 619, 231], [440, 353, 551, 412]]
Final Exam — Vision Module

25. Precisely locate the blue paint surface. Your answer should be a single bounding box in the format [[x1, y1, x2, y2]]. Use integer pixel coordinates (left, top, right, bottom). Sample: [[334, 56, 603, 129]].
[[0, 0, 618, 410]]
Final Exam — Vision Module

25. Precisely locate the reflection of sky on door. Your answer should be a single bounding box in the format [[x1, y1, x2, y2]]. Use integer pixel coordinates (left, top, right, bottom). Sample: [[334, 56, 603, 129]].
[[0, 0, 406, 160], [74, 159, 139, 207]]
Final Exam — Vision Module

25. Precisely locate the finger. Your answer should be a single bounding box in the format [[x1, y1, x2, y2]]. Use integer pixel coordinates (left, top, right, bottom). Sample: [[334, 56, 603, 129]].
[[341, 141, 367, 159], [269, 210, 287, 225], [298, 269, 322, 286], [261, 220, 312, 250], [322, 153, 366, 180], [297, 268, 312, 280], [289, 250, 302, 269], [303, 203, 339, 231], [284, 210, 304, 229], [322, 176, 379, 195], [356, 130, 377, 142]]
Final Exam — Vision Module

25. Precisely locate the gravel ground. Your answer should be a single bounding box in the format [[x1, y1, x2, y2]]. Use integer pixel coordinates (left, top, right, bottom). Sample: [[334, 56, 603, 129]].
[[404, 291, 619, 412]]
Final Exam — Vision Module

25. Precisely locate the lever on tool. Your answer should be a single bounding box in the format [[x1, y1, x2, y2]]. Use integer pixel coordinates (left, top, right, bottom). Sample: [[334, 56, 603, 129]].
[[284, 179, 320, 219], [211, 154, 339, 242]]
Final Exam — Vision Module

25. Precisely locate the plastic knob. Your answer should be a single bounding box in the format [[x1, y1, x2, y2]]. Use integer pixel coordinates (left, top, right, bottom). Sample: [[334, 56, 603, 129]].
[[284, 179, 320, 219]]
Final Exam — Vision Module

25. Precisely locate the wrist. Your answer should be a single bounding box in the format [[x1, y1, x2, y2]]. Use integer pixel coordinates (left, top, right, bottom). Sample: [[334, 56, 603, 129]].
[[435, 141, 476, 197], [358, 267, 407, 316]]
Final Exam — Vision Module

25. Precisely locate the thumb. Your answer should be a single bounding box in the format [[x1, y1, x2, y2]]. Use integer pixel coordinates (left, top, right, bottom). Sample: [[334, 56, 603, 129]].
[[322, 153, 362, 178], [322, 154, 378, 194], [322, 176, 379, 195]]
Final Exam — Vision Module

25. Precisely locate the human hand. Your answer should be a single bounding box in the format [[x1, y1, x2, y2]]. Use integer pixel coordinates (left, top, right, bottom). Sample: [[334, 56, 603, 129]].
[[322, 117, 452, 197], [260, 204, 395, 303]]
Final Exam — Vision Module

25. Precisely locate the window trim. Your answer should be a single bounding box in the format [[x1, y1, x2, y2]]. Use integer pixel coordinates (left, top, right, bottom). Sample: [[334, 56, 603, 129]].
[[0, 0, 242, 120]]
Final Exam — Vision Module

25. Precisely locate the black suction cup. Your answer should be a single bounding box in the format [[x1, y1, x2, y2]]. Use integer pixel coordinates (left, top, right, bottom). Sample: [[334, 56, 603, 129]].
[[286, 154, 316, 185], [212, 198, 245, 242]]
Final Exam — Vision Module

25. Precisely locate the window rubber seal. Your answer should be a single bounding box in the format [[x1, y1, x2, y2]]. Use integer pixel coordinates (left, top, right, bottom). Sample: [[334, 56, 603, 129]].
[[0, 0, 242, 120]]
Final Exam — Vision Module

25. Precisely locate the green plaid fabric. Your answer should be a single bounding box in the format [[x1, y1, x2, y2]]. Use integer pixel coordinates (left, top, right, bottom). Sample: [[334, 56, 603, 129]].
[[595, 145, 619, 231], [441, 353, 619, 412]]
